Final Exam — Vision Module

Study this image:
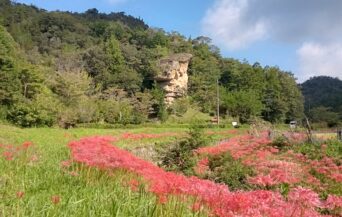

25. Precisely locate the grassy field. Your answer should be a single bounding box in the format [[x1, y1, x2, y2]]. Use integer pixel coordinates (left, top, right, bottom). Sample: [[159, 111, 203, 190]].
[[0, 124, 241, 217], [1, 124, 341, 217]]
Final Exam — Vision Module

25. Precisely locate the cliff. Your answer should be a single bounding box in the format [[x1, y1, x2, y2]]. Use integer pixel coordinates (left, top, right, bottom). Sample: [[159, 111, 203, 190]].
[[155, 53, 192, 105]]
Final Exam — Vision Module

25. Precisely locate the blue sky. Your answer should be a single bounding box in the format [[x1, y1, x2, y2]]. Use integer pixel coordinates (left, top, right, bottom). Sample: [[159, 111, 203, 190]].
[[15, 0, 342, 82]]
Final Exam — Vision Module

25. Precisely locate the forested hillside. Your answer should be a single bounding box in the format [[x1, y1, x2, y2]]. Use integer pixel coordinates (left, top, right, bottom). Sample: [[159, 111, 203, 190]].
[[0, 0, 304, 127], [301, 76, 342, 127]]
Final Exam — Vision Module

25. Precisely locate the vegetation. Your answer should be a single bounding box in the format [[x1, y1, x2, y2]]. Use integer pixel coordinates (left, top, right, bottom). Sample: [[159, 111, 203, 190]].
[[206, 152, 255, 191], [301, 76, 342, 128], [0, 0, 304, 127], [158, 124, 210, 175], [1, 124, 341, 216]]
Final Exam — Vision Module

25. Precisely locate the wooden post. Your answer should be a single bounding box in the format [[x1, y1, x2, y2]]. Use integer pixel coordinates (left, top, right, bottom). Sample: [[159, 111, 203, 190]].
[[338, 129, 342, 141], [217, 78, 220, 125], [305, 116, 313, 143]]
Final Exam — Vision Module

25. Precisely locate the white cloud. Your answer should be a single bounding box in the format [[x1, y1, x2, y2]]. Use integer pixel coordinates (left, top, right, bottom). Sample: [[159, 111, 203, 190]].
[[297, 42, 342, 82], [202, 0, 268, 50], [202, 0, 342, 80]]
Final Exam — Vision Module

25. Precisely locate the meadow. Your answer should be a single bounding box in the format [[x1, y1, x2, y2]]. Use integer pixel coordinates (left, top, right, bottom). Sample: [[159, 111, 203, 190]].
[[0, 124, 241, 217], [0, 124, 341, 217]]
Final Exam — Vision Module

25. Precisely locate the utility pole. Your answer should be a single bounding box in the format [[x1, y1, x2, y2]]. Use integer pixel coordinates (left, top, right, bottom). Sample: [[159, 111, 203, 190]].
[[217, 78, 220, 125]]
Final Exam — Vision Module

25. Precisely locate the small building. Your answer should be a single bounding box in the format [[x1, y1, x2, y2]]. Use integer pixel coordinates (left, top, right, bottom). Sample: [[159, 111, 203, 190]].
[[232, 121, 239, 128], [289, 121, 297, 129]]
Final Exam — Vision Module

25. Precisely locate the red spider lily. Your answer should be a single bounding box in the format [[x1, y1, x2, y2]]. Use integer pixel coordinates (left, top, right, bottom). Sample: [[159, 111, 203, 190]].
[[67, 136, 334, 217], [3, 151, 14, 161], [128, 179, 140, 192], [16, 191, 25, 199], [22, 141, 33, 149], [324, 195, 342, 209], [0, 141, 36, 161], [191, 201, 202, 212], [51, 195, 61, 204], [68, 171, 79, 177], [60, 160, 72, 168], [194, 158, 209, 175], [30, 154, 39, 162]]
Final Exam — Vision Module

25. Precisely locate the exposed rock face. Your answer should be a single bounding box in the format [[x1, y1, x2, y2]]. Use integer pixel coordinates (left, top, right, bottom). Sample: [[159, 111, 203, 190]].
[[154, 53, 192, 105]]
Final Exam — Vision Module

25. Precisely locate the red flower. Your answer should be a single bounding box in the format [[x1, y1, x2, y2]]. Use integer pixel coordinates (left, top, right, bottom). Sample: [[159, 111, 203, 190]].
[[67, 135, 334, 217], [16, 191, 25, 199], [22, 141, 33, 149], [51, 195, 61, 204], [128, 179, 139, 192]]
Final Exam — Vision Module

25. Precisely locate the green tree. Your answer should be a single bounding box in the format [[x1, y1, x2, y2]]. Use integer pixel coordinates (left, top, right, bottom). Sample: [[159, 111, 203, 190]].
[[50, 70, 92, 106], [222, 90, 263, 123], [188, 38, 221, 113], [308, 106, 339, 127]]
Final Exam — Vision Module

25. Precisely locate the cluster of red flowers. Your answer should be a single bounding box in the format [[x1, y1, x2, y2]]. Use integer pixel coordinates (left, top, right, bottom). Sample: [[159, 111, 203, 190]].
[[248, 160, 303, 186], [195, 132, 324, 187], [194, 157, 209, 175], [287, 151, 342, 183], [68, 136, 341, 217], [0, 141, 38, 162]]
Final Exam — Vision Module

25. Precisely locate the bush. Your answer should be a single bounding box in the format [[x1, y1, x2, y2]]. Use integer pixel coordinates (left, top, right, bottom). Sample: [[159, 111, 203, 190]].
[[99, 99, 134, 125], [168, 97, 190, 117], [7, 103, 54, 127], [293, 139, 341, 162], [57, 107, 79, 129], [158, 123, 210, 176], [166, 107, 211, 124], [206, 152, 255, 191], [325, 139, 342, 160], [271, 135, 290, 151], [76, 97, 99, 123]]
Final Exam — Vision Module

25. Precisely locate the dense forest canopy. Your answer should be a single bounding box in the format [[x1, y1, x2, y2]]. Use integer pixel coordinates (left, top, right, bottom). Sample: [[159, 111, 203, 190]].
[[301, 76, 342, 127], [0, 0, 305, 127]]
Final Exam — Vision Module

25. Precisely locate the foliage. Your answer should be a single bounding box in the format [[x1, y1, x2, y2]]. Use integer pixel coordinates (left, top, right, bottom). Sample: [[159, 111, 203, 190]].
[[271, 136, 290, 151], [7, 102, 53, 127], [221, 90, 263, 123], [293, 139, 342, 161], [325, 139, 342, 160], [206, 152, 255, 191], [151, 84, 168, 122], [302, 76, 342, 126], [158, 124, 210, 175], [99, 99, 134, 125], [308, 106, 340, 127], [168, 97, 190, 117], [0, 2, 305, 127]]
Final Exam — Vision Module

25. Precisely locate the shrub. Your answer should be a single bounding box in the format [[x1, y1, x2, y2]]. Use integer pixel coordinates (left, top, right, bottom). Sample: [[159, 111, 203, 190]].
[[7, 103, 54, 127], [158, 123, 210, 176], [205, 152, 255, 191], [99, 99, 134, 125], [168, 97, 190, 117], [76, 97, 99, 123], [293, 142, 323, 160], [271, 135, 290, 151], [57, 107, 79, 129], [325, 139, 342, 160]]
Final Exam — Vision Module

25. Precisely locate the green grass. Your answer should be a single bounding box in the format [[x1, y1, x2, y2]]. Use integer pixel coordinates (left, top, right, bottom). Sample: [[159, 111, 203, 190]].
[[0, 124, 239, 217]]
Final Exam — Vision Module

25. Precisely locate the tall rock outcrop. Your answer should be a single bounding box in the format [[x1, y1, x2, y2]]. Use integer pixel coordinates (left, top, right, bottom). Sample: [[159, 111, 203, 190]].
[[154, 53, 192, 105]]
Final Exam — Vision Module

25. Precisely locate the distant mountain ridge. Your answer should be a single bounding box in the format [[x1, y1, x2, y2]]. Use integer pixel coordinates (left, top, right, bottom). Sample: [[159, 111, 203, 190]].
[[301, 76, 342, 113]]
